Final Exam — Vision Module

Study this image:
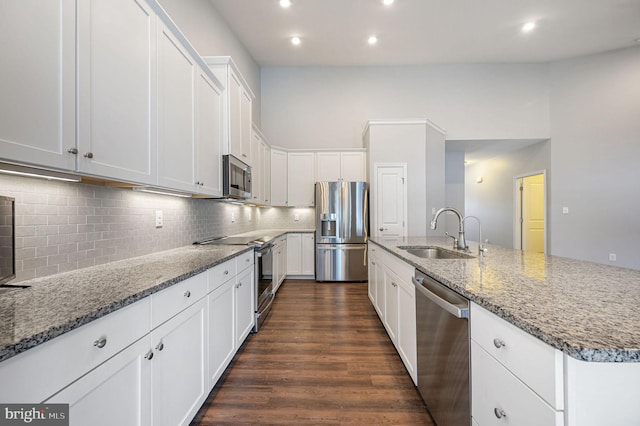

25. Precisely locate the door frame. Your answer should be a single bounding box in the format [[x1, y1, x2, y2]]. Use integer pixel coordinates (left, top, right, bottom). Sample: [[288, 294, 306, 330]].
[[513, 170, 547, 253], [373, 162, 408, 238]]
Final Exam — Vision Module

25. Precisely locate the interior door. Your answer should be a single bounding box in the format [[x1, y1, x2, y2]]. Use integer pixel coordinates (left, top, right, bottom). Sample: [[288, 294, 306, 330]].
[[375, 165, 407, 239], [521, 173, 545, 253]]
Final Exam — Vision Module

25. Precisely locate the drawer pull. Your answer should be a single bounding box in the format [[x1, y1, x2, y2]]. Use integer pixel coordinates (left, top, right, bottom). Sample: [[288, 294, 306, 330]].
[[224, 270, 229, 275], [494, 408, 507, 419], [493, 338, 506, 349], [184, 290, 191, 298], [246, 258, 250, 262], [145, 350, 154, 360], [155, 342, 164, 351], [93, 337, 107, 349]]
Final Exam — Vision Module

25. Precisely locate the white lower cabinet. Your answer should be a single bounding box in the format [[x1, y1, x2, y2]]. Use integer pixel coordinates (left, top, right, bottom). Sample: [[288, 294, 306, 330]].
[[286, 233, 315, 277], [471, 340, 563, 426], [273, 236, 287, 293], [0, 252, 257, 426], [207, 278, 235, 388], [367, 244, 417, 384], [150, 298, 208, 426], [47, 336, 152, 426], [470, 302, 564, 426]]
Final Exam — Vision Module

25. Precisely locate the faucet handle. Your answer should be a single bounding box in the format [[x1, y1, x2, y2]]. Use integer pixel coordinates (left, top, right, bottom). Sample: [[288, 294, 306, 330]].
[[445, 232, 458, 249]]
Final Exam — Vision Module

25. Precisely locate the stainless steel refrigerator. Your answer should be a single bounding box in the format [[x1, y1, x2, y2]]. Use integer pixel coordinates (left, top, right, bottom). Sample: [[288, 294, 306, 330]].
[[315, 181, 368, 282]]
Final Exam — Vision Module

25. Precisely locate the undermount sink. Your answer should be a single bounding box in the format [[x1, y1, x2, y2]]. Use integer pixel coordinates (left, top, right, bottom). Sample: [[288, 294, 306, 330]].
[[398, 246, 474, 259]]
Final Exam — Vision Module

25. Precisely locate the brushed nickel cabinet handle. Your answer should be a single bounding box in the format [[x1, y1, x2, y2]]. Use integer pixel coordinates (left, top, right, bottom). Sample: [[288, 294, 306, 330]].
[[84, 152, 94, 159], [493, 338, 506, 349], [67, 147, 78, 155], [93, 337, 107, 349]]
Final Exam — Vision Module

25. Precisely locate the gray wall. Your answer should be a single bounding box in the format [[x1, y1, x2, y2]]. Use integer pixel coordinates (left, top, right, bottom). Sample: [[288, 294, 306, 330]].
[[463, 142, 551, 248], [158, 0, 262, 125], [261, 64, 550, 148], [549, 47, 640, 269]]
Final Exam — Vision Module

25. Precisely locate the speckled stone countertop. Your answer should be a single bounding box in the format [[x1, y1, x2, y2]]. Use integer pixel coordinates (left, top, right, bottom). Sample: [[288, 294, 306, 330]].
[[0, 244, 252, 363], [370, 237, 640, 363], [0, 228, 315, 363]]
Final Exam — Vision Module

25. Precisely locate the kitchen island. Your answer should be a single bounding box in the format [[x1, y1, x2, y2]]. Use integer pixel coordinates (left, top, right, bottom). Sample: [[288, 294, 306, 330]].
[[369, 236, 640, 426]]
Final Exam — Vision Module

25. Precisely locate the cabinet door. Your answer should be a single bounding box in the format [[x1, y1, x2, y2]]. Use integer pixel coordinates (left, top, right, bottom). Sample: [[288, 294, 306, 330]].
[[397, 277, 417, 384], [374, 260, 385, 318], [250, 130, 262, 203], [340, 152, 365, 181], [287, 152, 315, 206], [235, 267, 254, 347], [368, 249, 378, 307], [77, 0, 156, 183], [227, 71, 242, 160], [286, 234, 302, 275], [208, 279, 234, 389], [383, 267, 399, 344], [195, 70, 223, 196], [151, 299, 208, 426], [270, 149, 288, 206], [263, 143, 271, 204], [240, 89, 252, 164], [0, 0, 76, 170], [315, 152, 341, 181], [301, 234, 315, 276], [46, 336, 152, 426], [157, 23, 196, 192]]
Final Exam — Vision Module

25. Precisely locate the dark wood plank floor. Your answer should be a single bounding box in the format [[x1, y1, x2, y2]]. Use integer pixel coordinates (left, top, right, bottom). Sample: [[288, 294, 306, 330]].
[[191, 280, 433, 425]]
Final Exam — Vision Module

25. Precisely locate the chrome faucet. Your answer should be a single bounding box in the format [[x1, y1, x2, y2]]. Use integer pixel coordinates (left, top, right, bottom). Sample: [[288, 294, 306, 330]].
[[461, 215, 488, 257], [430, 207, 467, 251]]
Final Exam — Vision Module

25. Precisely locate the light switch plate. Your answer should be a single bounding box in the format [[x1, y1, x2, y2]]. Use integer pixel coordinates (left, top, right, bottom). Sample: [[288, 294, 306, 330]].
[[562, 207, 569, 214], [155, 210, 163, 228]]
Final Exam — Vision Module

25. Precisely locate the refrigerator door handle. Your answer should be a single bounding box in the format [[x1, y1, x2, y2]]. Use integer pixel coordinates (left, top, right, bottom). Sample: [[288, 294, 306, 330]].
[[316, 245, 366, 250]]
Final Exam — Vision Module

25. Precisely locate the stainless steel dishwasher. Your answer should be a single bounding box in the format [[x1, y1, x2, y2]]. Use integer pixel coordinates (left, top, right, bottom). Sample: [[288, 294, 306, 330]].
[[412, 269, 470, 426]]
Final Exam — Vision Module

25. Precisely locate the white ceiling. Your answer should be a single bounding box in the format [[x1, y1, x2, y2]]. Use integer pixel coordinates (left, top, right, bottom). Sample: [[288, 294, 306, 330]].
[[209, 0, 640, 67]]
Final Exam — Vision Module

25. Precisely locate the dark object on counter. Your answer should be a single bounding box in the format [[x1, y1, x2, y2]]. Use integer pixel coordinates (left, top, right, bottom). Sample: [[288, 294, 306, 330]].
[[0, 196, 15, 285]]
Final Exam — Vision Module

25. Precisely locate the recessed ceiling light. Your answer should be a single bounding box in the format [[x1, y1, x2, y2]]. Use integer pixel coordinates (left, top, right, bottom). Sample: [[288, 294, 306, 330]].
[[368, 36, 378, 45], [521, 21, 536, 33], [383, 0, 394, 5], [291, 36, 301, 46], [279, 0, 292, 8]]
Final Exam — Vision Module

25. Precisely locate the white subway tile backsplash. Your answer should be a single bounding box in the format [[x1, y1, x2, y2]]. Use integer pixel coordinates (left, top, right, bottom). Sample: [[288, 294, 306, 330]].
[[1, 174, 319, 283]]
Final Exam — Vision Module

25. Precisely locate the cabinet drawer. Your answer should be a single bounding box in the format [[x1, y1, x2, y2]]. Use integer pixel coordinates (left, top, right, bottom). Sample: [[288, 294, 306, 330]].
[[235, 250, 254, 273], [207, 258, 236, 292], [470, 302, 564, 409], [0, 297, 150, 403], [151, 272, 207, 329], [472, 341, 564, 426]]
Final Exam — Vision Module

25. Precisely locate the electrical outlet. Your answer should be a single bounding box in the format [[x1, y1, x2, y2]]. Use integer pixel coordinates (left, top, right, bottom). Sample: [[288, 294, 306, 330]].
[[431, 207, 436, 215], [155, 210, 163, 228], [231, 212, 235, 223], [562, 207, 569, 214], [294, 213, 300, 221], [609, 253, 617, 262]]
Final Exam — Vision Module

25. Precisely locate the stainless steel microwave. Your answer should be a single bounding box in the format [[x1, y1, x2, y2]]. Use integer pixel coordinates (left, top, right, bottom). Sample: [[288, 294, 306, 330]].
[[223, 154, 252, 200]]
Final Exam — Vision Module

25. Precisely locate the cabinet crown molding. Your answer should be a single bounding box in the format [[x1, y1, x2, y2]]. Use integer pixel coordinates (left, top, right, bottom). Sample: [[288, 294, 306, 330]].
[[202, 56, 256, 100], [363, 119, 447, 137]]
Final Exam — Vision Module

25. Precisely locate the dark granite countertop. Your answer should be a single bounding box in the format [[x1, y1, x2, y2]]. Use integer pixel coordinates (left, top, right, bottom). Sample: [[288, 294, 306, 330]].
[[0, 228, 316, 363], [370, 237, 640, 363], [0, 244, 252, 363]]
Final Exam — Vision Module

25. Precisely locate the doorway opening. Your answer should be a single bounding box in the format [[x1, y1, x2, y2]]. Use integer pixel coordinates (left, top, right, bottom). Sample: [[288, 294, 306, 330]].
[[514, 171, 546, 253]]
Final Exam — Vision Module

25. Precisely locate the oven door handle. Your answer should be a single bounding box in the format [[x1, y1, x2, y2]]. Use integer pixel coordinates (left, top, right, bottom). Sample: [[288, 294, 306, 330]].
[[257, 291, 275, 317]]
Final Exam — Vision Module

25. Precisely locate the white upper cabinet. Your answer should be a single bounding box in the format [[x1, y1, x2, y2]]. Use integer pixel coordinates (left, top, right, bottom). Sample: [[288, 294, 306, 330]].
[[194, 70, 224, 197], [315, 151, 366, 182], [0, 0, 77, 171], [250, 127, 263, 204], [157, 23, 195, 192], [287, 152, 315, 207], [203, 57, 255, 165], [77, 0, 157, 184], [270, 148, 288, 206]]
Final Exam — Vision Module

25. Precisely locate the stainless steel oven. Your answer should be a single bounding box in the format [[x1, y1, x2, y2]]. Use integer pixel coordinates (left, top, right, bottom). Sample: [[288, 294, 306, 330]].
[[194, 235, 274, 333], [254, 242, 274, 332]]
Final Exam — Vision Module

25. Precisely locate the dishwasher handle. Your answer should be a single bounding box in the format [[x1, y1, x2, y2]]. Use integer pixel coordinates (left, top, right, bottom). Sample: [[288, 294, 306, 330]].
[[412, 276, 469, 319]]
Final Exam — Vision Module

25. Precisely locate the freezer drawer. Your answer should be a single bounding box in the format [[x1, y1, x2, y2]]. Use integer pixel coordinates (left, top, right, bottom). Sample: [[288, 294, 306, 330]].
[[315, 244, 367, 282]]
